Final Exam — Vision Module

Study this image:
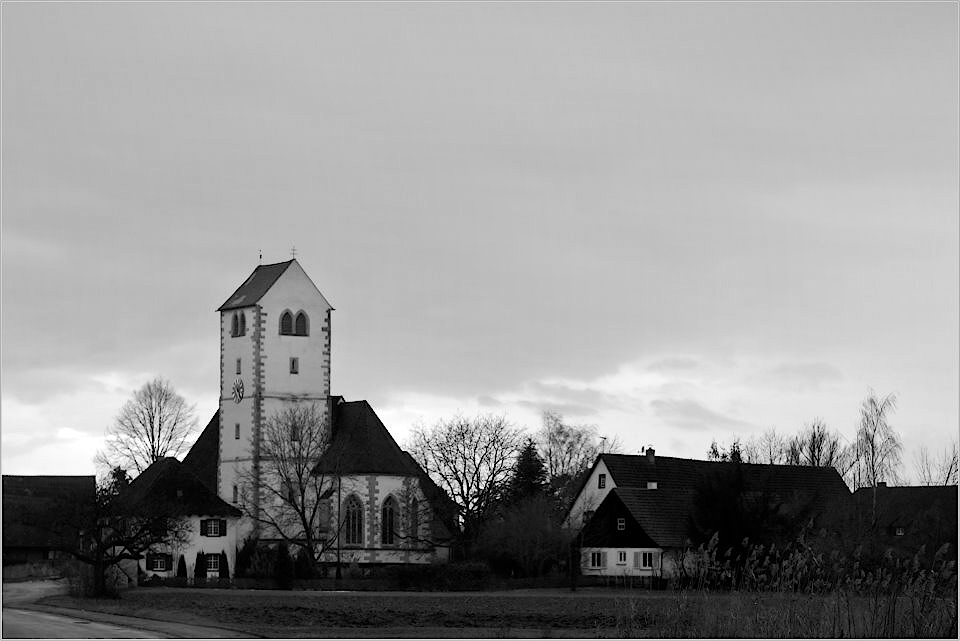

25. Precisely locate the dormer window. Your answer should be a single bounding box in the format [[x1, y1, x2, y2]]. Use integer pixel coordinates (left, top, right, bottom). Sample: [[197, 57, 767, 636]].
[[598, 474, 606, 489]]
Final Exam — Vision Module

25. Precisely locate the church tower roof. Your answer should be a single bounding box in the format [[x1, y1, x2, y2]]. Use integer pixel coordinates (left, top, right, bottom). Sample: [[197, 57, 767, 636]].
[[217, 259, 295, 311]]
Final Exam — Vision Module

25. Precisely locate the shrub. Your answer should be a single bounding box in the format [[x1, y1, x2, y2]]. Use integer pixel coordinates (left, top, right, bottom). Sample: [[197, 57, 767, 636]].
[[440, 561, 493, 591], [275, 541, 294, 590], [176, 555, 187, 579], [294, 547, 315, 579], [194, 551, 206, 579], [219, 551, 230, 580]]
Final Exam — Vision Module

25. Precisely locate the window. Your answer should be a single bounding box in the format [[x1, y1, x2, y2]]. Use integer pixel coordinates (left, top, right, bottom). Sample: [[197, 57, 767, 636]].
[[232, 485, 238, 503], [647, 481, 658, 490], [201, 519, 226, 537], [280, 311, 293, 335], [207, 555, 219, 572], [598, 474, 606, 489], [290, 423, 300, 442], [207, 520, 220, 537], [409, 499, 419, 539], [617, 518, 625, 531], [895, 527, 905, 537], [150, 556, 166, 572], [294, 312, 309, 336], [231, 314, 239, 337], [642, 552, 654, 568], [236, 358, 241, 375], [235, 423, 240, 440], [381, 496, 397, 545], [617, 551, 627, 564], [589, 551, 605, 568], [239, 312, 246, 335], [290, 357, 299, 374], [345, 496, 363, 546]]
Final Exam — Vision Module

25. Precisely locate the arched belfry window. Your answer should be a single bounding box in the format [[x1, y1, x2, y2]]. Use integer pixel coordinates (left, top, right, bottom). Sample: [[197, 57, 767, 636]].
[[345, 496, 364, 546], [381, 496, 397, 545], [279, 311, 293, 335], [295, 312, 309, 336], [239, 312, 246, 336]]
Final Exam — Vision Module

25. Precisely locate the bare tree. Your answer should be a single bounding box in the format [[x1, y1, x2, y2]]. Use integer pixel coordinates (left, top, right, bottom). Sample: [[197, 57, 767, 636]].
[[536, 411, 620, 509], [409, 413, 523, 541], [785, 418, 854, 477], [238, 402, 341, 572], [852, 390, 902, 489], [98, 377, 197, 476], [913, 442, 959, 486]]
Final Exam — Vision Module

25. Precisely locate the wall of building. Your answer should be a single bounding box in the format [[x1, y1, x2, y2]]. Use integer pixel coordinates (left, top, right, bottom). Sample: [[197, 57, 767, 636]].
[[565, 458, 615, 529], [579, 546, 663, 577], [142, 515, 239, 580]]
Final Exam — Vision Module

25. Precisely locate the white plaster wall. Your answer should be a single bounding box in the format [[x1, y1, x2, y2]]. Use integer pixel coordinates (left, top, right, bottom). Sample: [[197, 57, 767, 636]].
[[579, 546, 663, 577], [565, 459, 615, 529], [219, 307, 257, 508], [142, 515, 239, 580]]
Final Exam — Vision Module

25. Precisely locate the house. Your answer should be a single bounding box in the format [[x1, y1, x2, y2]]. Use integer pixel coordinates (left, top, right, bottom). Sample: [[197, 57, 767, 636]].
[[847, 483, 958, 560], [117, 457, 241, 579], [2, 475, 96, 578], [178, 258, 454, 566], [567, 449, 850, 579]]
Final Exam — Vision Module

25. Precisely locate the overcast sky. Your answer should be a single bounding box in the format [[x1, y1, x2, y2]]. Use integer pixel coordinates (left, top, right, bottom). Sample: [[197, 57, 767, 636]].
[[2, 2, 957, 481]]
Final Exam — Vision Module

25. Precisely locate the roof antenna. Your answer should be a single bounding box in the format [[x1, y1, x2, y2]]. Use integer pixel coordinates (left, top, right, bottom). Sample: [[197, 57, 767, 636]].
[[600, 436, 607, 454], [259, 249, 262, 265], [291, 245, 297, 259]]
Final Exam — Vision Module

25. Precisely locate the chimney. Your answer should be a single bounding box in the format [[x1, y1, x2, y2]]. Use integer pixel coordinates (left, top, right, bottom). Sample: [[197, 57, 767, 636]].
[[646, 447, 655, 464]]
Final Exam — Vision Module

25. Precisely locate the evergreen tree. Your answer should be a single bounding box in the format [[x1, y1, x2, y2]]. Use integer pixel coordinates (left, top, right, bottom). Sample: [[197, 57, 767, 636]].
[[219, 550, 230, 580], [176, 554, 187, 578], [194, 551, 206, 579], [507, 439, 548, 504]]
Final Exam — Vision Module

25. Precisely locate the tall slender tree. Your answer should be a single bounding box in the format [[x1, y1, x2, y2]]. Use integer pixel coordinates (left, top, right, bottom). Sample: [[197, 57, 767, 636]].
[[852, 390, 902, 490]]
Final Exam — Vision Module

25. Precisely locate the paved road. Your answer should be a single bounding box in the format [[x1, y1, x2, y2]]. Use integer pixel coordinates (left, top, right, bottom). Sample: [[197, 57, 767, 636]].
[[2, 608, 159, 638]]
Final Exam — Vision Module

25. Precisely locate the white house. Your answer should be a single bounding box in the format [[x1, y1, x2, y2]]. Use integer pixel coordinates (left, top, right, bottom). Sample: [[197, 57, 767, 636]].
[[121, 457, 241, 580]]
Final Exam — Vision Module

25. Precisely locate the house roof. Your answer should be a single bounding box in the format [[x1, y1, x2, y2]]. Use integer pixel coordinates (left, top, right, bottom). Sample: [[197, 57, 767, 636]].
[[117, 457, 240, 518], [595, 453, 849, 506], [851, 484, 958, 529], [2, 475, 96, 549], [611, 487, 696, 548], [217, 260, 294, 311], [181, 411, 220, 493]]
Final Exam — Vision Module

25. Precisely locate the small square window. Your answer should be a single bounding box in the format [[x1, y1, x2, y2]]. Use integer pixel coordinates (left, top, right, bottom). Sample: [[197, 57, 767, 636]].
[[208, 520, 220, 536], [236, 358, 241, 375], [598, 474, 606, 489], [617, 518, 625, 531], [235, 423, 240, 440], [150, 556, 165, 572], [895, 527, 905, 537], [207, 555, 219, 571], [290, 357, 299, 374]]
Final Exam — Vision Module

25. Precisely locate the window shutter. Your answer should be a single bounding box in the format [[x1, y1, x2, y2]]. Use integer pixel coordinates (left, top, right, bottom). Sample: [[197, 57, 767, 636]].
[[219, 519, 227, 536], [165, 554, 173, 570], [200, 520, 208, 536], [600, 551, 608, 568], [633, 551, 641, 569]]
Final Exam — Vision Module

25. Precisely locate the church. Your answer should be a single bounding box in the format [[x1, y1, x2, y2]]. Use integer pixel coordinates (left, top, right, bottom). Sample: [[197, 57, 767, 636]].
[[175, 258, 453, 574]]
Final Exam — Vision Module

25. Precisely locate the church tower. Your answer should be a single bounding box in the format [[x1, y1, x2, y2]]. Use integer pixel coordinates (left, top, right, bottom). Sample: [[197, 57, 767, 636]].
[[216, 259, 332, 536]]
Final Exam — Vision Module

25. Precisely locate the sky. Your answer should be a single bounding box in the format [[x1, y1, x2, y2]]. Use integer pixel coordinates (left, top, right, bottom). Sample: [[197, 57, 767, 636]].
[[2, 2, 957, 482]]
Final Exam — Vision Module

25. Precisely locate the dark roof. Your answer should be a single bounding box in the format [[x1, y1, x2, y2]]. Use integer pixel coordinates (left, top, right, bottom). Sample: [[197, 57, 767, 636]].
[[3, 476, 96, 549], [314, 400, 423, 476], [217, 260, 294, 311], [117, 458, 240, 518], [611, 487, 695, 547], [851, 484, 958, 530], [598, 453, 850, 507], [181, 411, 220, 493]]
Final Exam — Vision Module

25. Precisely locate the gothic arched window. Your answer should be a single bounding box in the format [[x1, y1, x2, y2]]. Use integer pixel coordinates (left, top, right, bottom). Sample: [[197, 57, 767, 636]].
[[294, 312, 309, 336], [231, 313, 239, 337], [279, 311, 293, 335], [239, 312, 246, 336], [381, 496, 397, 545], [345, 496, 363, 546], [409, 498, 419, 542]]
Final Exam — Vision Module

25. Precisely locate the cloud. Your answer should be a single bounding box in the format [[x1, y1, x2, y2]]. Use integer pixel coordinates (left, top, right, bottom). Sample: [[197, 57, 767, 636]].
[[649, 398, 757, 432], [753, 362, 844, 392]]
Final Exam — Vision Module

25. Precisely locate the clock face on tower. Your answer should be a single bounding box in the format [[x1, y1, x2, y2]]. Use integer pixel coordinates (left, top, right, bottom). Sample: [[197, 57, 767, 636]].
[[232, 378, 244, 403]]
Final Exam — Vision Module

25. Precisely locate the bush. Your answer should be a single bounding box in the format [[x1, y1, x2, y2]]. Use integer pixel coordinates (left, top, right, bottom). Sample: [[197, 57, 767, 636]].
[[294, 547, 315, 580], [440, 561, 493, 591], [275, 541, 294, 590]]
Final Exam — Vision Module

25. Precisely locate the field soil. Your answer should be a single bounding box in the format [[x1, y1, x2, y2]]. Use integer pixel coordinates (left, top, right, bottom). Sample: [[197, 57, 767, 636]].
[[39, 587, 648, 637]]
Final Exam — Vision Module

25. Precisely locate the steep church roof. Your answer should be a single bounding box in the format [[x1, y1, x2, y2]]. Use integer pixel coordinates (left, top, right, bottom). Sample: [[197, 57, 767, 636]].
[[314, 400, 423, 476], [217, 260, 294, 311], [181, 411, 220, 494]]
